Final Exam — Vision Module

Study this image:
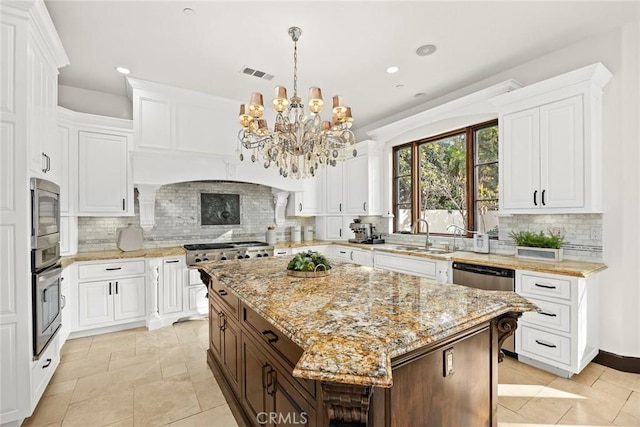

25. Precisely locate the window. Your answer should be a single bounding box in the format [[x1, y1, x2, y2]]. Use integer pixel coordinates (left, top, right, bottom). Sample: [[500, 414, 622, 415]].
[[392, 120, 498, 236]]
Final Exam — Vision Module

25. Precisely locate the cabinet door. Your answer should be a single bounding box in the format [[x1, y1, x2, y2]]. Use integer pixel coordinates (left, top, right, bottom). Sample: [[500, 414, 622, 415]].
[[351, 249, 373, 267], [209, 298, 223, 360], [241, 334, 270, 422], [78, 130, 130, 215], [270, 366, 317, 427], [221, 313, 241, 391], [539, 96, 584, 209], [325, 216, 345, 240], [299, 176, 321, 215], [56, 125, 72, 214], [344, 155, 369, 214], [161, 258, 184, 315], [78, 280, 113, 326], [113, 277, 146, 321], [325, 163, 344, 214], [501, 108, 541, 210]]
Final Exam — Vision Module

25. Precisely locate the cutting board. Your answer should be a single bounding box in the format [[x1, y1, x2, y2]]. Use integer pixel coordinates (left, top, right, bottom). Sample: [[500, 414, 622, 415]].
[[116, 224, 144, 252]]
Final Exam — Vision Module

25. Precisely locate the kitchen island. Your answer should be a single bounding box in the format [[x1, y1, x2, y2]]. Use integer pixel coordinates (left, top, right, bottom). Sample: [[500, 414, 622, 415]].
[[197, 258, 537, 427]]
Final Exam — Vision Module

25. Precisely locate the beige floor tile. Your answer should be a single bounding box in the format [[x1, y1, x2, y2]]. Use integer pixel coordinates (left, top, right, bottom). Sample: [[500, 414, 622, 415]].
[[621, 391, 640, 419], [570, 362, 606, 387], [104, 418, 134, 427], [175, 327, 200, 344], [162, 362, 189, 379], [498, 383, 545, 412], [88, 334, 137, 357], [516, 394, 573, 424], [168, 404, 238, 427], [133, 373, 201, 427], [593, 378, 634, 400], [50, 353, 111, 383], [613, 410, 640, 426], [541, 377, 627, 422], [186, 357, 213, 382], [501, 356, 557, 385], [108, 351, 158, 371], [192, 377, 227, 411], [59, 350, 88, 365], [60, 336, 93, 355], [22, 391, 73, 427], [497, 404, 538, 425], [499, 361, 554, 386], [557, 406, 616, 425], [43, 378, 77, 397], [92, 328, 141, 343], [70, 360, 163, 403], [600, 368, 640, 394], [62, 390, 134, 427]]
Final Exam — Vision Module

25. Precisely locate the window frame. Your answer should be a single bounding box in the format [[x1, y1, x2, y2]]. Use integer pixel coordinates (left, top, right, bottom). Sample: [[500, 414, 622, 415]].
[[392, 119, 498, 236]]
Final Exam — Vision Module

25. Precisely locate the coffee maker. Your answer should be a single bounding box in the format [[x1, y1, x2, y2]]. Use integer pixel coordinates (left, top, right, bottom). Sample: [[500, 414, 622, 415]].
[[348, 220, 385, 244]]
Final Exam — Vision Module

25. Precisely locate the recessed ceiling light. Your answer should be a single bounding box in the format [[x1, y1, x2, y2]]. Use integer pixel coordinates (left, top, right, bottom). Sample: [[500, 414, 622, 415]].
[[183, 7, 196, 16], [416, 44, 437, 57], [386, 66, 400, 74], [396, 84, 404, 89], [115, 66, 130, 75], [414, 92, 426, 98]]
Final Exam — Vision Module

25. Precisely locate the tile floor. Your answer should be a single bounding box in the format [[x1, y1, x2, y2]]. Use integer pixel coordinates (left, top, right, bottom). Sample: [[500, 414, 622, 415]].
[[23, 318, 640, 427]]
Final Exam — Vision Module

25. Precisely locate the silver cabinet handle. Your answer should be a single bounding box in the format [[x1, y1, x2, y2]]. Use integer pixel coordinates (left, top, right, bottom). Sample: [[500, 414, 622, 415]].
[[363, 202, 367, 211], [61, 294, 66, 309], [299, 203, 302, 212], [350, 251, 354, 261]]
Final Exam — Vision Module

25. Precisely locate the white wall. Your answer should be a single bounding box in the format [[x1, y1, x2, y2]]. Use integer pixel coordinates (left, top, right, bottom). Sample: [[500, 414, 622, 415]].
[[58, 84, 132, 119], [362, 23, 640, 358]]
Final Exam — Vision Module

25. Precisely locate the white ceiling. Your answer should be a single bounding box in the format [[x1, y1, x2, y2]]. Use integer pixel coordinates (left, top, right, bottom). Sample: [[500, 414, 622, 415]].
[[45, 1, 639, 128]]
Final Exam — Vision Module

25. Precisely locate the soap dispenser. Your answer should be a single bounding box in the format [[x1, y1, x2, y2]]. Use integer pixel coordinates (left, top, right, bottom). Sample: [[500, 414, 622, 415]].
[[473, 232, 489, 253]]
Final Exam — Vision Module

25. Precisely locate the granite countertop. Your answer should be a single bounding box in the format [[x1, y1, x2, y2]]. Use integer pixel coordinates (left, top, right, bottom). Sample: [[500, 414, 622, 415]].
[[197, 257, 537, 388], [61, 246, 185, 268]]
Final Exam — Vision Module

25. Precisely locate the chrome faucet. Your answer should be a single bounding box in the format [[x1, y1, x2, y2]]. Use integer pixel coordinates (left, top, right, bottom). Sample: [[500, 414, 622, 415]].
[[411, 218, 432, 248], [447, 225, 467, 251]]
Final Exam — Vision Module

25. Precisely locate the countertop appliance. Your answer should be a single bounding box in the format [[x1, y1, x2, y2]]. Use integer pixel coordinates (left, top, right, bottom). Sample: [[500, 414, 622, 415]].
[[452, 262, 516, 355], [184, 241, 274, 266], [348, 221, 385, 244]]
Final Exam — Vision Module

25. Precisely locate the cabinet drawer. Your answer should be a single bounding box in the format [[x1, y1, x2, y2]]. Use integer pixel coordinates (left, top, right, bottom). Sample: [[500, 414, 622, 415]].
[[188, 269, 202, 286], [78, 260, 145, 280], [209, 277, 239, 319], [521, 298, 571, 333], [519, 273, 572, 301], [31, 335, 60, 405], [274, 249, 292, 257], [188, 285, 208, 314], [519, 325, 571, 366], [242, 305, 303, 368]]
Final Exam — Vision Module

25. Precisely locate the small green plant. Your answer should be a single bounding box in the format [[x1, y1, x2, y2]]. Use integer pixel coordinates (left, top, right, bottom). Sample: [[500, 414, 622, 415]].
[[287, 251, 331, 272], [509, 230, 566, 249]]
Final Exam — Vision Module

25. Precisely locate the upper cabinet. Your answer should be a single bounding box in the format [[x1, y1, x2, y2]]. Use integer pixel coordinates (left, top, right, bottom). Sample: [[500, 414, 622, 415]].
[[286, 171, 323, 216], [491, 63, 612, 214], [344, 140, 384, 216], [59, 108, 134, 217], [325, 162, 344, 214]]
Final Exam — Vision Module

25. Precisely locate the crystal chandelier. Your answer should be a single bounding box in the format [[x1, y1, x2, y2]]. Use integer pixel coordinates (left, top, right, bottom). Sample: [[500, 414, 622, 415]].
[[237, 26, 357, 179]]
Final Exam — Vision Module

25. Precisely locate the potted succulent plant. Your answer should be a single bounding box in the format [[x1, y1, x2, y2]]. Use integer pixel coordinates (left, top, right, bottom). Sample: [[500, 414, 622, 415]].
[[509, 230, 566, 262]]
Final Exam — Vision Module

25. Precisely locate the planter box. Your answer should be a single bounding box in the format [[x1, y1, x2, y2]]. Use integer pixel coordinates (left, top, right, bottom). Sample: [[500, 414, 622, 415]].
[[515, 246, 563, 262]]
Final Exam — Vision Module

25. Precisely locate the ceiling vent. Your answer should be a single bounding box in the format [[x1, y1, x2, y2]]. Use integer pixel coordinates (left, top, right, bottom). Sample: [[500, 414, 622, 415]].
[[240, 66, 274, 81]]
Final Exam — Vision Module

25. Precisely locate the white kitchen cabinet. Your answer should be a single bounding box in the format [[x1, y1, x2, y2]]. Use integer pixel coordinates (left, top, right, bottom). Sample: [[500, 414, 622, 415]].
[[274, 248, 292, 257], [331, 245, 374, 267], [78, 129, 133, 216], [344, 140, 383, 215], [374, 251, 438, 279], [291, 245, 330, 255], [286, 174, 323, 216], [161, 257, 185, 315], [76, 260, 146, 329], [187, 268, 208, 314], [492, 63, 612, 214], [515, 270, 600, 377], [315, 216, 351, 240], [325, 163, 344, 214]]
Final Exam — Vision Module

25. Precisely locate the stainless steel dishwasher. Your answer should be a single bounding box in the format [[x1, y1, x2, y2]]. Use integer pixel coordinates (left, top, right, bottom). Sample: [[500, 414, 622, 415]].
[[452, 262, 517, 355]]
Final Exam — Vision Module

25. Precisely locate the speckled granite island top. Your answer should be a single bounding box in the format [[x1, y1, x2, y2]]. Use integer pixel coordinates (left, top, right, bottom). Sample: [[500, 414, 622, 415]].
[[197, 257, 537, 388]]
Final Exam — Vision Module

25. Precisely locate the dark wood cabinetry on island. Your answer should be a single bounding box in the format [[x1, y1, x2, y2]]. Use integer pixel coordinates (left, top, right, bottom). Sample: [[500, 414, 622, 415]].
[[197, 258, 535, 427]]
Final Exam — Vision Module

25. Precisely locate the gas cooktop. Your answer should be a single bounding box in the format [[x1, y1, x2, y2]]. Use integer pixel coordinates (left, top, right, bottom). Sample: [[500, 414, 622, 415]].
[[183, 241, 274, 265], [183, 241, 269, 251]]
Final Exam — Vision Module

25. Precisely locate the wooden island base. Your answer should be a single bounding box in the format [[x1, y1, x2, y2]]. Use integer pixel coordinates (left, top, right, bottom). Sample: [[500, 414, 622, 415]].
[[207, 294, 516, 426]]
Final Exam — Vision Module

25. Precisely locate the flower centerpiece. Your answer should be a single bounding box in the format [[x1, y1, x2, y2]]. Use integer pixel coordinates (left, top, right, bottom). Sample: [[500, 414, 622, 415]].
[[509, 230, 566, 261], [286, 251, 331, 278]]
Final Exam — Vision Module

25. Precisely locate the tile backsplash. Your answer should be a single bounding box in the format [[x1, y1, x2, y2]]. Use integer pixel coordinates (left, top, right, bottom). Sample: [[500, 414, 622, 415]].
[[364, 213, 603, 261], [78, 181, 312, 251]]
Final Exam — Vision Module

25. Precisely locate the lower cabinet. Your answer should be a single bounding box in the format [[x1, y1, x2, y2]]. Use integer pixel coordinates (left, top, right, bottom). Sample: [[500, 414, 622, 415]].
[[76, 260, 147, 329], [331, 245, 374, 267], [209, 292, 241, 393], [160, 257, 184, 315], [78, 277, 146, 327], [374, 251, 438, 279]]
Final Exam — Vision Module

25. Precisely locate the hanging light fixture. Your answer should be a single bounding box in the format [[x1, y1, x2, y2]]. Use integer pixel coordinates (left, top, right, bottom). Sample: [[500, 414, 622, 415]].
[[237, 26, 357, 179]]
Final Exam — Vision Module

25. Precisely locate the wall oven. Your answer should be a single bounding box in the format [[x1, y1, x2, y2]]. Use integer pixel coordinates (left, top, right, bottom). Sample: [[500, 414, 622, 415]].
[[32, 264, 62, 358], [31, 178, 62, 359]]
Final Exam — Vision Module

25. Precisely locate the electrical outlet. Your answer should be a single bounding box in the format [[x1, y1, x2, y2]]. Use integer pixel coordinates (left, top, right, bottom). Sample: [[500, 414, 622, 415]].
[[550, 228, 563, 237], [590, 226, 602, 241]]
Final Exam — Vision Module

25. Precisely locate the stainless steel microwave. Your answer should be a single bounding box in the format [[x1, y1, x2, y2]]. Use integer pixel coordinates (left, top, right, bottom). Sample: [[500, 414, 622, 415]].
[[31, 178, 61, 271]]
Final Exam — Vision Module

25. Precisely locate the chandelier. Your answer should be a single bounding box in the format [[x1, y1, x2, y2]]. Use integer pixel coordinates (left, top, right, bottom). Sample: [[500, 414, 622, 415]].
[[237, 26, 357, 179]]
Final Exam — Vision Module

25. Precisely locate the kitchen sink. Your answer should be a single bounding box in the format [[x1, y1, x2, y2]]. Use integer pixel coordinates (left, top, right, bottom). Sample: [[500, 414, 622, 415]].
[[389, 246, 451, 254]]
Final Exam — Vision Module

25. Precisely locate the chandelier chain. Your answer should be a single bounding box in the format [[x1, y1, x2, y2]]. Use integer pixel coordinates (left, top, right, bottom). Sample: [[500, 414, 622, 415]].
[[293, 41, 298, 98]]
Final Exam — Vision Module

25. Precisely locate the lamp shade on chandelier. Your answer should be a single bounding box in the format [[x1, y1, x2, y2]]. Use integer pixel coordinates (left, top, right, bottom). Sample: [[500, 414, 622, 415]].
[[237, 26, 357, 179]]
